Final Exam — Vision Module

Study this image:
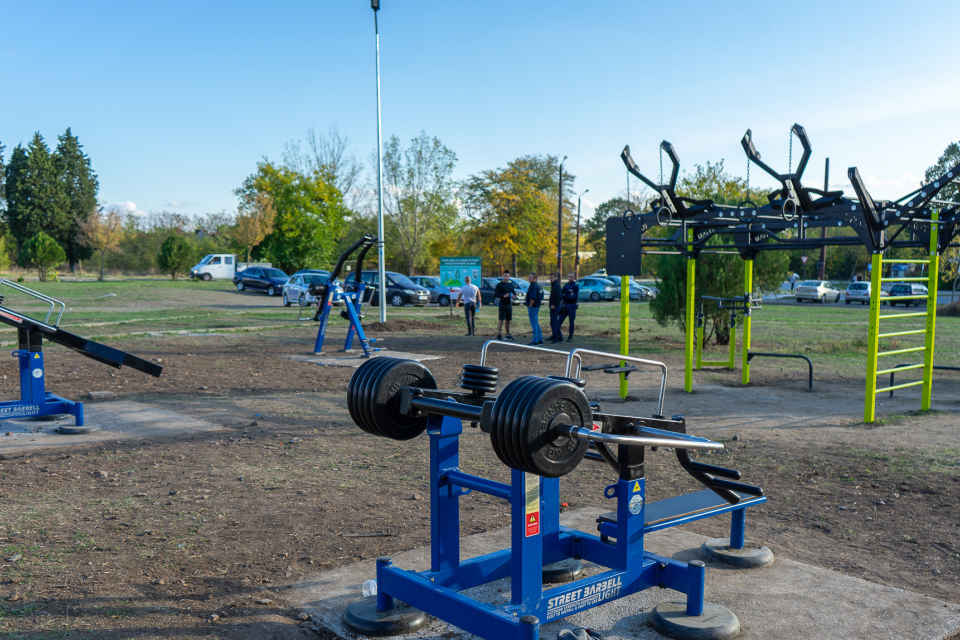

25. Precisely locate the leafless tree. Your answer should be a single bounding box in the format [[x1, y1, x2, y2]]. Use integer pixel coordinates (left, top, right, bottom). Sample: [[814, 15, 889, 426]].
[[284, 124, 366, 213]]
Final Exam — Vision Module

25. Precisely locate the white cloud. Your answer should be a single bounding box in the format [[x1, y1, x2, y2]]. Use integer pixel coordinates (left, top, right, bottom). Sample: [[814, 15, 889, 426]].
[[110, 201, 146, 216]]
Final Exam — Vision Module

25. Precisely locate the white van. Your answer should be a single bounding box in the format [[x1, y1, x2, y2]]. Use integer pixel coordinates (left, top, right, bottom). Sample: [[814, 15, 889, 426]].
[[190, 254, 237, 281]]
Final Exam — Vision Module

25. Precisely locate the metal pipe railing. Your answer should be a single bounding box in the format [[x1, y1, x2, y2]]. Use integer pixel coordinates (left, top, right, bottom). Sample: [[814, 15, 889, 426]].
[[564, 348, 668, 416]]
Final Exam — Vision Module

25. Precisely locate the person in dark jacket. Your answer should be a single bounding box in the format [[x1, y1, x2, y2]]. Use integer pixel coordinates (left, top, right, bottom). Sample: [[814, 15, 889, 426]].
[[557, 273, 579, 342], [525, 272, 544, 345], [548, 273, 562, 343], [493, 270, 517, 341]]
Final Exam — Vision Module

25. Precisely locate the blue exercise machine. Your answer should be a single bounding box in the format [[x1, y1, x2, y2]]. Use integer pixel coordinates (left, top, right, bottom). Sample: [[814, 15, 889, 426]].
[[309, 234, 382, 357], [343, 347, 770, 640], [0, 281, 162, 424]]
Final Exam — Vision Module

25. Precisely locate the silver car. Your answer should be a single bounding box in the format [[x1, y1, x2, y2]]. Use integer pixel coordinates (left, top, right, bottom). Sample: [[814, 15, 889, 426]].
[[283, 273, 338, 307], [843, 281, 889, 305], [795, 280, 841, 303], [410, 276, 461, 307]]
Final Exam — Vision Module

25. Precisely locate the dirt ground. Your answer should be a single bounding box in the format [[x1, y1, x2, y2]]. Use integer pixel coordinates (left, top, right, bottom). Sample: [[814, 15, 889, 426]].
[[0, 320, 957, 639]]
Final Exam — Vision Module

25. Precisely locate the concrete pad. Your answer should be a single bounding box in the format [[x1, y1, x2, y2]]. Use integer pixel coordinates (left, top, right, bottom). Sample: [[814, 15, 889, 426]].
[[286, 507, 960, 640], [287, 352, 443, 368], [0, 401, 223, 452]]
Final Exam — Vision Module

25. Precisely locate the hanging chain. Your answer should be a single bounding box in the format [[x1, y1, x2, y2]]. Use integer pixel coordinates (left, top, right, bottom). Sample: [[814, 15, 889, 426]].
[[659, 147, 664, 187], [745, 157, 750, 201], [788, 129, 793, 176], [626, 169, 630, 204]]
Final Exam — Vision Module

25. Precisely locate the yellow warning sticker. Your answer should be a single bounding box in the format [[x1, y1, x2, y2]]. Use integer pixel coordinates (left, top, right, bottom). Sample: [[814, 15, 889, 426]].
[[632, 481, 641, 493], [524, 473, 540, 537]]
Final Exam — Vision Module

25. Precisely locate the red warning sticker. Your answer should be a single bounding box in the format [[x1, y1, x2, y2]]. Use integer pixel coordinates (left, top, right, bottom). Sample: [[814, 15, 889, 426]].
[[591, 422, 602, 431], [526, 512, 540, 536]]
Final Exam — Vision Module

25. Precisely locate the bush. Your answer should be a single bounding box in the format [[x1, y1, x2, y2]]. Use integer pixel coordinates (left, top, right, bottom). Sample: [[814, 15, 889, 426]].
[[156, 234, 195, 281], [938, 300, 960, 317], [18, 232, 66, 282]]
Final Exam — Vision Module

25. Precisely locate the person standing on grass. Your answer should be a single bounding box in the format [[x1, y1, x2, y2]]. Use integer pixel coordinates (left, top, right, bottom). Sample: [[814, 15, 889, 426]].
[[525, 272, 544, 345], [494, 270, 517, 341], [456, 275, 481, 336], [548, 273, 562, 343], [557, 272, 579, 342]]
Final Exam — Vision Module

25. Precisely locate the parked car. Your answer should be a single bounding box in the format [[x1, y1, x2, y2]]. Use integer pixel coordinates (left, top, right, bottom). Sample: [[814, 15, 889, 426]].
[[577, 277, 619, 302], [794, 280, 841, 303], [479, 278, 526, 306], [344, 271, 430, 307], [410, 276, 460, 307], [888, 283, 928, 307], [283, 272, 337, 307], [190, 254, 237, 281], [844, 281, 888, 305], [233, 267, 290, 297], [635, 282, 657, 300]]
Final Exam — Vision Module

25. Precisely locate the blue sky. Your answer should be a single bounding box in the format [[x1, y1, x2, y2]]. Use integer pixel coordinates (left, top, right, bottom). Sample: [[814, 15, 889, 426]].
[[3, 1, 958, 220]]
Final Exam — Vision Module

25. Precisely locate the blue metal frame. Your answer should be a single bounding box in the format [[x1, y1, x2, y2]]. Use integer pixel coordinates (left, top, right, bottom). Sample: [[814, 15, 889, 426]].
[[0, 343, 83, 425], [372, 413, 749, 640], [313, 280, 380, 357]]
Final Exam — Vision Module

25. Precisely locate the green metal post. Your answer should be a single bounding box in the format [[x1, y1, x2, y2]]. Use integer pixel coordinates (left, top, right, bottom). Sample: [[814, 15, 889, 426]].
[[728, 312, 737, 369], [695, 303, 704, 370], [684, 233, 695, 393], [922, 211, 939, 410], [620, 275, 629, 399], [741, 260, 753, 385], [864, 253, 883, 423]]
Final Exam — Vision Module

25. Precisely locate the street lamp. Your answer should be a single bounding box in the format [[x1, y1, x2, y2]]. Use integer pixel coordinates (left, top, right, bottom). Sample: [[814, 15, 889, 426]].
[[575, 189, 589, 278], [556, 156, 567, 277], [372, 0, 387, 321]]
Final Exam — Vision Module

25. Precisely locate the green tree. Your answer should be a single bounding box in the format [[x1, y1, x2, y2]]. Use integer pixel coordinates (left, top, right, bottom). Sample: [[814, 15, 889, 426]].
[[925, 141, 960, 294], [381, 132, 458, 275], [18, 231, 66, 281], [156, 234, 194, 281], [4, 134, 69, 254], [649, 161, 789, 344], [81, 207, 124, 280], [235, 160, 346, 274], [462, 159, 554, 275], [55, 129, 98, 272]]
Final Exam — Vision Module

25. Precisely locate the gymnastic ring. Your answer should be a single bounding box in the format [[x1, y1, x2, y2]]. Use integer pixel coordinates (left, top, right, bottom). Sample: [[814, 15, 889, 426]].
[[655, 206, 673, 227], [622, 209, 637, 229], [781, 198, 798, 222], [736, 200, 758, 223]]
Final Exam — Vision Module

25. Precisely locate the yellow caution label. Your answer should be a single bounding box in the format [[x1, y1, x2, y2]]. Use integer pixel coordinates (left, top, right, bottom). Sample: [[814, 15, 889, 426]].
[[633, 481, 641, 493], [524, 473, 540, 537], [33, 353, 40, 359]]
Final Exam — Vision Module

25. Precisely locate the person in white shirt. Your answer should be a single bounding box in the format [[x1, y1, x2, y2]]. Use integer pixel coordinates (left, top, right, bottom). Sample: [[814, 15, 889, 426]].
[[456, 276, 482, 336]]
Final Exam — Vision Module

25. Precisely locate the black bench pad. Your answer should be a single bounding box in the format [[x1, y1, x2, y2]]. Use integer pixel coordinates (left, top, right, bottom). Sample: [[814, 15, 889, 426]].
[[597, 489, 766, 532]]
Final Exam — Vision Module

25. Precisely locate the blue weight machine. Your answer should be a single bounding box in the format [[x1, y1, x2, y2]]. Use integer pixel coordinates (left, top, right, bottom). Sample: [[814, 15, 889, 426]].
[[0, 281, 162, 424], [344, 354, 770, 640], [309, 234, 382, 357]]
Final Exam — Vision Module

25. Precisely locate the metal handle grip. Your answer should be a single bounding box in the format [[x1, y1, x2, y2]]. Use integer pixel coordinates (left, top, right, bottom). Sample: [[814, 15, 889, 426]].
[[559, 425, 723, 452]]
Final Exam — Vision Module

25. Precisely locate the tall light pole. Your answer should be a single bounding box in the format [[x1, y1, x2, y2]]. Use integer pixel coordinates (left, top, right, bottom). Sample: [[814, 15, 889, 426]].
[[556, 156, 567, 277], [373, 0, 387, 320], [575, 189, 589, 278]]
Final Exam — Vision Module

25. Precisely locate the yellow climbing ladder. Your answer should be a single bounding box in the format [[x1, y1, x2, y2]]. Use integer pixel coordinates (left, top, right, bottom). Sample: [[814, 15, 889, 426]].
[[864, 212, 940, 422]]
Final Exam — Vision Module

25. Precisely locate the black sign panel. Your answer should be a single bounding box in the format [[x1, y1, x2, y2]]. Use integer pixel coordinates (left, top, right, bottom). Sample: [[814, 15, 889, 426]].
[[605, 217, 643, 276]]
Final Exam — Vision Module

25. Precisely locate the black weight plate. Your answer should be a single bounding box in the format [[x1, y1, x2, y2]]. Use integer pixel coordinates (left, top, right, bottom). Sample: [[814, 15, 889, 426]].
[[369, 359, 437, 441], [352, 357, 391, 436], [512, 378, 557, 474], [462, 364, 499, 375], [348, 358, 385, 435], [461, 371, 499, 382], [518, 380, 591, 478], [489, 377, 526, 470], [502, 376, 546, 473], [490, 376, 537, 471], [357, 357, 398, 437]]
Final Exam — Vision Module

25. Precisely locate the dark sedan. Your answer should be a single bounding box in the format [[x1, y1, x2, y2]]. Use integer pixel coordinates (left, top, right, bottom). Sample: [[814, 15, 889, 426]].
[[233, 267, 290, 297], [479, 277, 526, 306]]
